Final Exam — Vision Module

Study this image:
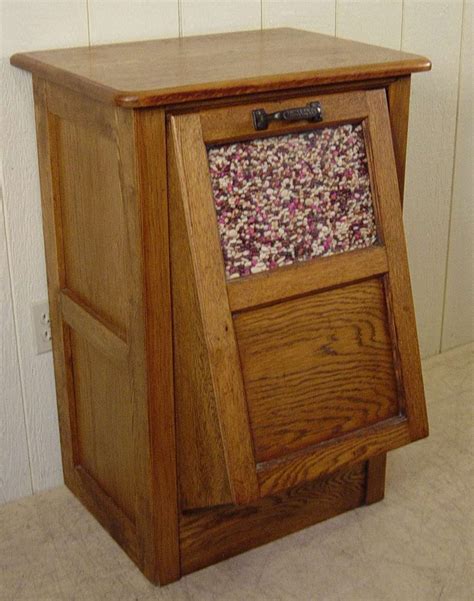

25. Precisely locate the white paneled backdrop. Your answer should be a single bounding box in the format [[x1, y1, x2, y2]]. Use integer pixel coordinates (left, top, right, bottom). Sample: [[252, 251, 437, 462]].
[[0, 0, 472, 504]]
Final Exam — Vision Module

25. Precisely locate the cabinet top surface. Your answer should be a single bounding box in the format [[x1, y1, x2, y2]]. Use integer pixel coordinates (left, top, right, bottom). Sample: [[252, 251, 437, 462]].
[[11, 28, 430, 108]]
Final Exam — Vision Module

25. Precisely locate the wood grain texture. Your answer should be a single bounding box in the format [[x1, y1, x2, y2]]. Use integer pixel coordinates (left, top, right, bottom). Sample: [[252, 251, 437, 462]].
[[73, 464, 138, 561], [55, 111, 129, 334], [234, 279, 399, 463], [60, 290, 128, 364], [1, 349, 470, 597], [24, 33, 431, 584], [228, 246, 388, 312], [46, 81, 117, 133], [166, 78, 398, 115], [387, 77, 411, 202], [10, 28, 431, 108], [170, 86, 427, 504], [33, 80, 181, 583], [32, 79, 142, 572], [169, 136, 233, 510], [365, 453, 387, 505], [199, 89, 369, 143], [1, 0, 89, 497], [169, 113, 259, 505], [366, 89, 428, 440], [257, 417, 410, 496], [180, 462, 367, 575], [33, 77, 76, 493], [130, 108, 180, 584], [69, 329, 135, 521]]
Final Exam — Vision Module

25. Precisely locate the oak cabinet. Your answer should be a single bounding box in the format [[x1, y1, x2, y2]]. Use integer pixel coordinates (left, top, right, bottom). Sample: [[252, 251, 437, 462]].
[[11, 28, 430, 585]]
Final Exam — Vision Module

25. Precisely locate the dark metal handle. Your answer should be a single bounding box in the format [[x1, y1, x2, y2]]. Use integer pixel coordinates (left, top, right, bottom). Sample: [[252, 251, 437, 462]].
[[252, 102, 323, 131]]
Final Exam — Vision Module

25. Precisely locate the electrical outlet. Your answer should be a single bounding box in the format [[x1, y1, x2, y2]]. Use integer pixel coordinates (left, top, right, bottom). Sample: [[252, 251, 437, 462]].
[[32, 301, 52, 354]]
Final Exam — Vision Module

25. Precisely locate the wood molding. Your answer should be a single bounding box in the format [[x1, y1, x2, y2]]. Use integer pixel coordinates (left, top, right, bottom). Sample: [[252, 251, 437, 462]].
[[228, 246, 389, 313], [169, 113, 259, 505]]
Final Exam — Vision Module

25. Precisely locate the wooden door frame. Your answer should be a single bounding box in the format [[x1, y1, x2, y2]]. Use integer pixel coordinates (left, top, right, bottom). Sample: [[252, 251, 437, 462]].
[[168, 87, 427, 499]]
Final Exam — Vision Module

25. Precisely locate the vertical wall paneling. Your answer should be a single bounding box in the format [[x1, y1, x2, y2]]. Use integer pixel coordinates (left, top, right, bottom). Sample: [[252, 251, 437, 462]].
[[88, 0, 180, 45], [401, 0, 464, 357], [0, 178, 32, 504], [1, 1, 90, 496], [262, 1, 335, 35], [441, 0, 473, 351], [336, 0, 402, 50], [180, 0, 261, 36]]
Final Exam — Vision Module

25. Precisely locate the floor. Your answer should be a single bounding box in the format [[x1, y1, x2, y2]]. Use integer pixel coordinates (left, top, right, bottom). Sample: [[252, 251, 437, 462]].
[[1, 343, 472, 601]]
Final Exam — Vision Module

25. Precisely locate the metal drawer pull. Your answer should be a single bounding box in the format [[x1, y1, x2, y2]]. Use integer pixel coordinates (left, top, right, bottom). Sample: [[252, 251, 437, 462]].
[[252, 101, 323, 131]]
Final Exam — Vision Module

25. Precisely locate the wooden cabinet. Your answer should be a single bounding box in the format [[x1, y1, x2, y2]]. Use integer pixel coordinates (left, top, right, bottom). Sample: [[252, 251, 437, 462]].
[[11, 28, 430, 585]]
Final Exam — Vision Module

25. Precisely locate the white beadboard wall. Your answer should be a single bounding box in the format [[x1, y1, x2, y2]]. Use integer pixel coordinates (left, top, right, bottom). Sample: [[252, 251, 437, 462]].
[[0, 0, 472, 504]]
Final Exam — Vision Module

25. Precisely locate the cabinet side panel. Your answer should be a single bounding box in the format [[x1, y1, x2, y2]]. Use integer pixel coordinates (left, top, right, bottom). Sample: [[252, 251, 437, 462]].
[[56, 117, 129, 333], [70, 328, 135, 521], [33, 79, 141, 570], [33, 78, 75, 486]]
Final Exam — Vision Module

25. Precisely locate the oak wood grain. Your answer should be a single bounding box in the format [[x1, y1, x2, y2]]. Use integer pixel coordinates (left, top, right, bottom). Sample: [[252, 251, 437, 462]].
[[169, 87, 427, 502], [234, 279, 399, 463], [169, 113, 259, 506], [33, 76, 75, 491], [228, 246, 388, 313], [27, 35, 430, 584], [367, 76, 413, 498], [70, 328, 135, 521], [11, 29, 430, 108], [60, 290, 128, 364], [180, 462, 367, 575], [257, 417, 410, 496], [74, 465, 139, 562], [132, 109, 180, 584], [365, 89, 428, 440], [365, 453, 387, 504], [169, 136, 233, 511], [387, 77, 412, 203], [33, 80, 181, 584], [199, 90, 369, 144], [46, 80, 117, 134], [33, 79, 141, 568], [55, 108, 129, 334]]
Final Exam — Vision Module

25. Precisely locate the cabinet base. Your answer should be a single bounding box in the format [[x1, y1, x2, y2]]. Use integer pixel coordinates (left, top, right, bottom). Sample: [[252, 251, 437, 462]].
[[180, 460, 375, 576]]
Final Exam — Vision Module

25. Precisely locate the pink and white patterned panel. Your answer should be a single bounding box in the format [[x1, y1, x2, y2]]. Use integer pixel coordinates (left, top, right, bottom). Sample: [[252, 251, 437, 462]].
[[207, 123, 377, 280]]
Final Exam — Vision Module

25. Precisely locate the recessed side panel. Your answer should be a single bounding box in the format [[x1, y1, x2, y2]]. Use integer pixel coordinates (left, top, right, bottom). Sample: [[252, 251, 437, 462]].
[[234, 278, 399, 463], [69, 328, 136, 522], [33, 79, 143, 575], [56, 117, 129, 334]]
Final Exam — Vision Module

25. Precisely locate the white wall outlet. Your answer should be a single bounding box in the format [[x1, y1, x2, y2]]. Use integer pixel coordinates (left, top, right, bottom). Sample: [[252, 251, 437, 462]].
[[31, 301, 52, 354]]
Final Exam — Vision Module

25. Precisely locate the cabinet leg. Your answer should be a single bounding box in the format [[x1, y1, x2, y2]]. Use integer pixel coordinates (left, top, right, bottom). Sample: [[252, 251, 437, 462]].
[[365, 454, 387, 505]]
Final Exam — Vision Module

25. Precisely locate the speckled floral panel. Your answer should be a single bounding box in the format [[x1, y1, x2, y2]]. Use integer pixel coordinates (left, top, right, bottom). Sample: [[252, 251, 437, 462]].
[[207, 123, 377, 279]]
